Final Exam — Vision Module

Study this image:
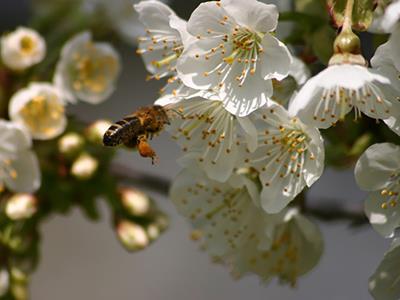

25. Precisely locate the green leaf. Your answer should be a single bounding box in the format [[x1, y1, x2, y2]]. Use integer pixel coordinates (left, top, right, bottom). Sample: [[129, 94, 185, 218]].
[[327, 0, 375, 31]]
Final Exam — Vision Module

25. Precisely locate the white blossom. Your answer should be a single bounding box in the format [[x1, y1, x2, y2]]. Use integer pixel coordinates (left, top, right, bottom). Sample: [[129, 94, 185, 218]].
[[369, 238, 400, 300], [134, 0, 201, 102], [355, 143, 400, 238], [170, 168, 323, 284], [369, 0, 400, 34], [167, 97, 257, 182], [117, 220, 149, 251], [54, 31, 121, 104], [5, 194, 37, 220], [1, 27, 46, 71], [0, 120, 40, 193], [288, 64, 400, 135], [241, 104, 324, 213], [176, 0, 292, 117], [9, 83, 66, 140]]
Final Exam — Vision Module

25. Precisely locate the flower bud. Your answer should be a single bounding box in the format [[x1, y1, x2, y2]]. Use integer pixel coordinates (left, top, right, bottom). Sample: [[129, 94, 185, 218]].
[[1, 27, 46, 71], [146, 224, 160, 241], [9, 83, 66, 140], [85, 120, 112, 144], [119, 187, 150, 216], [0, 269, 9, 297], [5, 194, 37, 220], [117, 220, 149, 251], [58, 133, 85, 157], [70, 153, 98, 180]]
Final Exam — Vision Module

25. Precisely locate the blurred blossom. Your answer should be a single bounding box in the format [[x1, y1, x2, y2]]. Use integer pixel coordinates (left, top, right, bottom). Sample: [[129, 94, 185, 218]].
[[5, 194, 37, 221], [0, 269, 9, 297], [146, 224, 160, 241], [0, 120, 40, 193], [119, 187, 150, 216], [58, 133, 85, 157], [85, 119, 112, 144], [369, 0, 400, 33], [104, 0, 169, 45], [369, 238, 400, 300], [0, 27, 46, 71], [71, 153, 99, 180], [241, 104, 325, 213], [54, 31, 121, 104], [355, 143, 400, 238], [117, 220, 149, 251], [9, 83, 66, 140], [176, 0, 292, 117], [170, 168, 323, 284]]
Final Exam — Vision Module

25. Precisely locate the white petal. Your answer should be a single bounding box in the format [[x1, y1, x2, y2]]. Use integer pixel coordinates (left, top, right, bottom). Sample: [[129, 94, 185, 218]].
[[186, 1, 235, 37], [221, 0, 279, 32], [236, 116, 258, 152], [365, 191, 399, 238], [355, 143, 400, 191], [4, 150, 41, 193], [134, 0, 176, 30], [260, 34, 292, 81]]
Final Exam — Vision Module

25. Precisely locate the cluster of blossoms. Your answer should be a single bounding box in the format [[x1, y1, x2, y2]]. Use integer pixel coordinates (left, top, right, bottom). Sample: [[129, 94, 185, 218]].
[[0, 27, 120, 195], [133, 0, 400, 292]]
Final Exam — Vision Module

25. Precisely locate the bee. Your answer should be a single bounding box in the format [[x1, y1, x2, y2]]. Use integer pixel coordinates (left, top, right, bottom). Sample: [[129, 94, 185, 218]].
[[103, 105, 171, 163]]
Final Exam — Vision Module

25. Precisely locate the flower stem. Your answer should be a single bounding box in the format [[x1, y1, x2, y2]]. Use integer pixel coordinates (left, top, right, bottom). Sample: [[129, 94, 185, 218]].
[[342, 0, 354, 32]]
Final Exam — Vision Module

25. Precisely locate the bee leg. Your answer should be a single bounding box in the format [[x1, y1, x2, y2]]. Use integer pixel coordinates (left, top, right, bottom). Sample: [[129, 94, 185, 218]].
[[137, 135, 158, 164]]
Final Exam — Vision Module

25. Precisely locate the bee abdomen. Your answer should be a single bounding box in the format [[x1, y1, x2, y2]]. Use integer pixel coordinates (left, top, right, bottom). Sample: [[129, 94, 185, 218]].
[[103, 116, 140, 147]]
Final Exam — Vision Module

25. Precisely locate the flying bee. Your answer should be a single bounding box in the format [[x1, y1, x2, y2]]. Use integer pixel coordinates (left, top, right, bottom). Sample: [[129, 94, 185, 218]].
[[103, 105, 173, 164]]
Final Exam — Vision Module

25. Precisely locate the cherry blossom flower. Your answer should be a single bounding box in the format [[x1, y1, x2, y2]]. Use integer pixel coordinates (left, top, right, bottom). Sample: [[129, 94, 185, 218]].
[[54, 31, 121, 104], [9, 83, 66, 140], [170, 168, 323, 284], [241, 104, 324, 213], [5, 194, 38, 220], [167, 97, 257, 182], [1, 27, 46, 71], [355, 143, 400, 238], [288, 64, 400, 135], [0, 120, 41, 193], [176, 0, 292, 117]]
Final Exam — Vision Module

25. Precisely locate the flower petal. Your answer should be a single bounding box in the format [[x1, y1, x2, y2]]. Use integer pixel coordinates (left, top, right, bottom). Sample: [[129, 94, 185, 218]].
[[260, 34, 292, 81], [355, 143, 400, 191], [221, 0, 278, 32]]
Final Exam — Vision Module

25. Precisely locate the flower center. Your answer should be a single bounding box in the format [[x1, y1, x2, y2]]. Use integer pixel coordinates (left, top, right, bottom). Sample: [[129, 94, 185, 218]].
[[314, 85, 391, 124], [279, 129, 309, 155], [0, 158, 18, 186], [19, 94, 65, 138], [222, 26, 264, 86], [72, 45, 118, 93], [20, 36, 36, 55], [380, 173, 400, 209]]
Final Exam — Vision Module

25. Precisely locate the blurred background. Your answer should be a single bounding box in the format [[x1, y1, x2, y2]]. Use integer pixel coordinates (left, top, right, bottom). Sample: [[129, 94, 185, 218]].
[[0, 0, 391, 299]]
